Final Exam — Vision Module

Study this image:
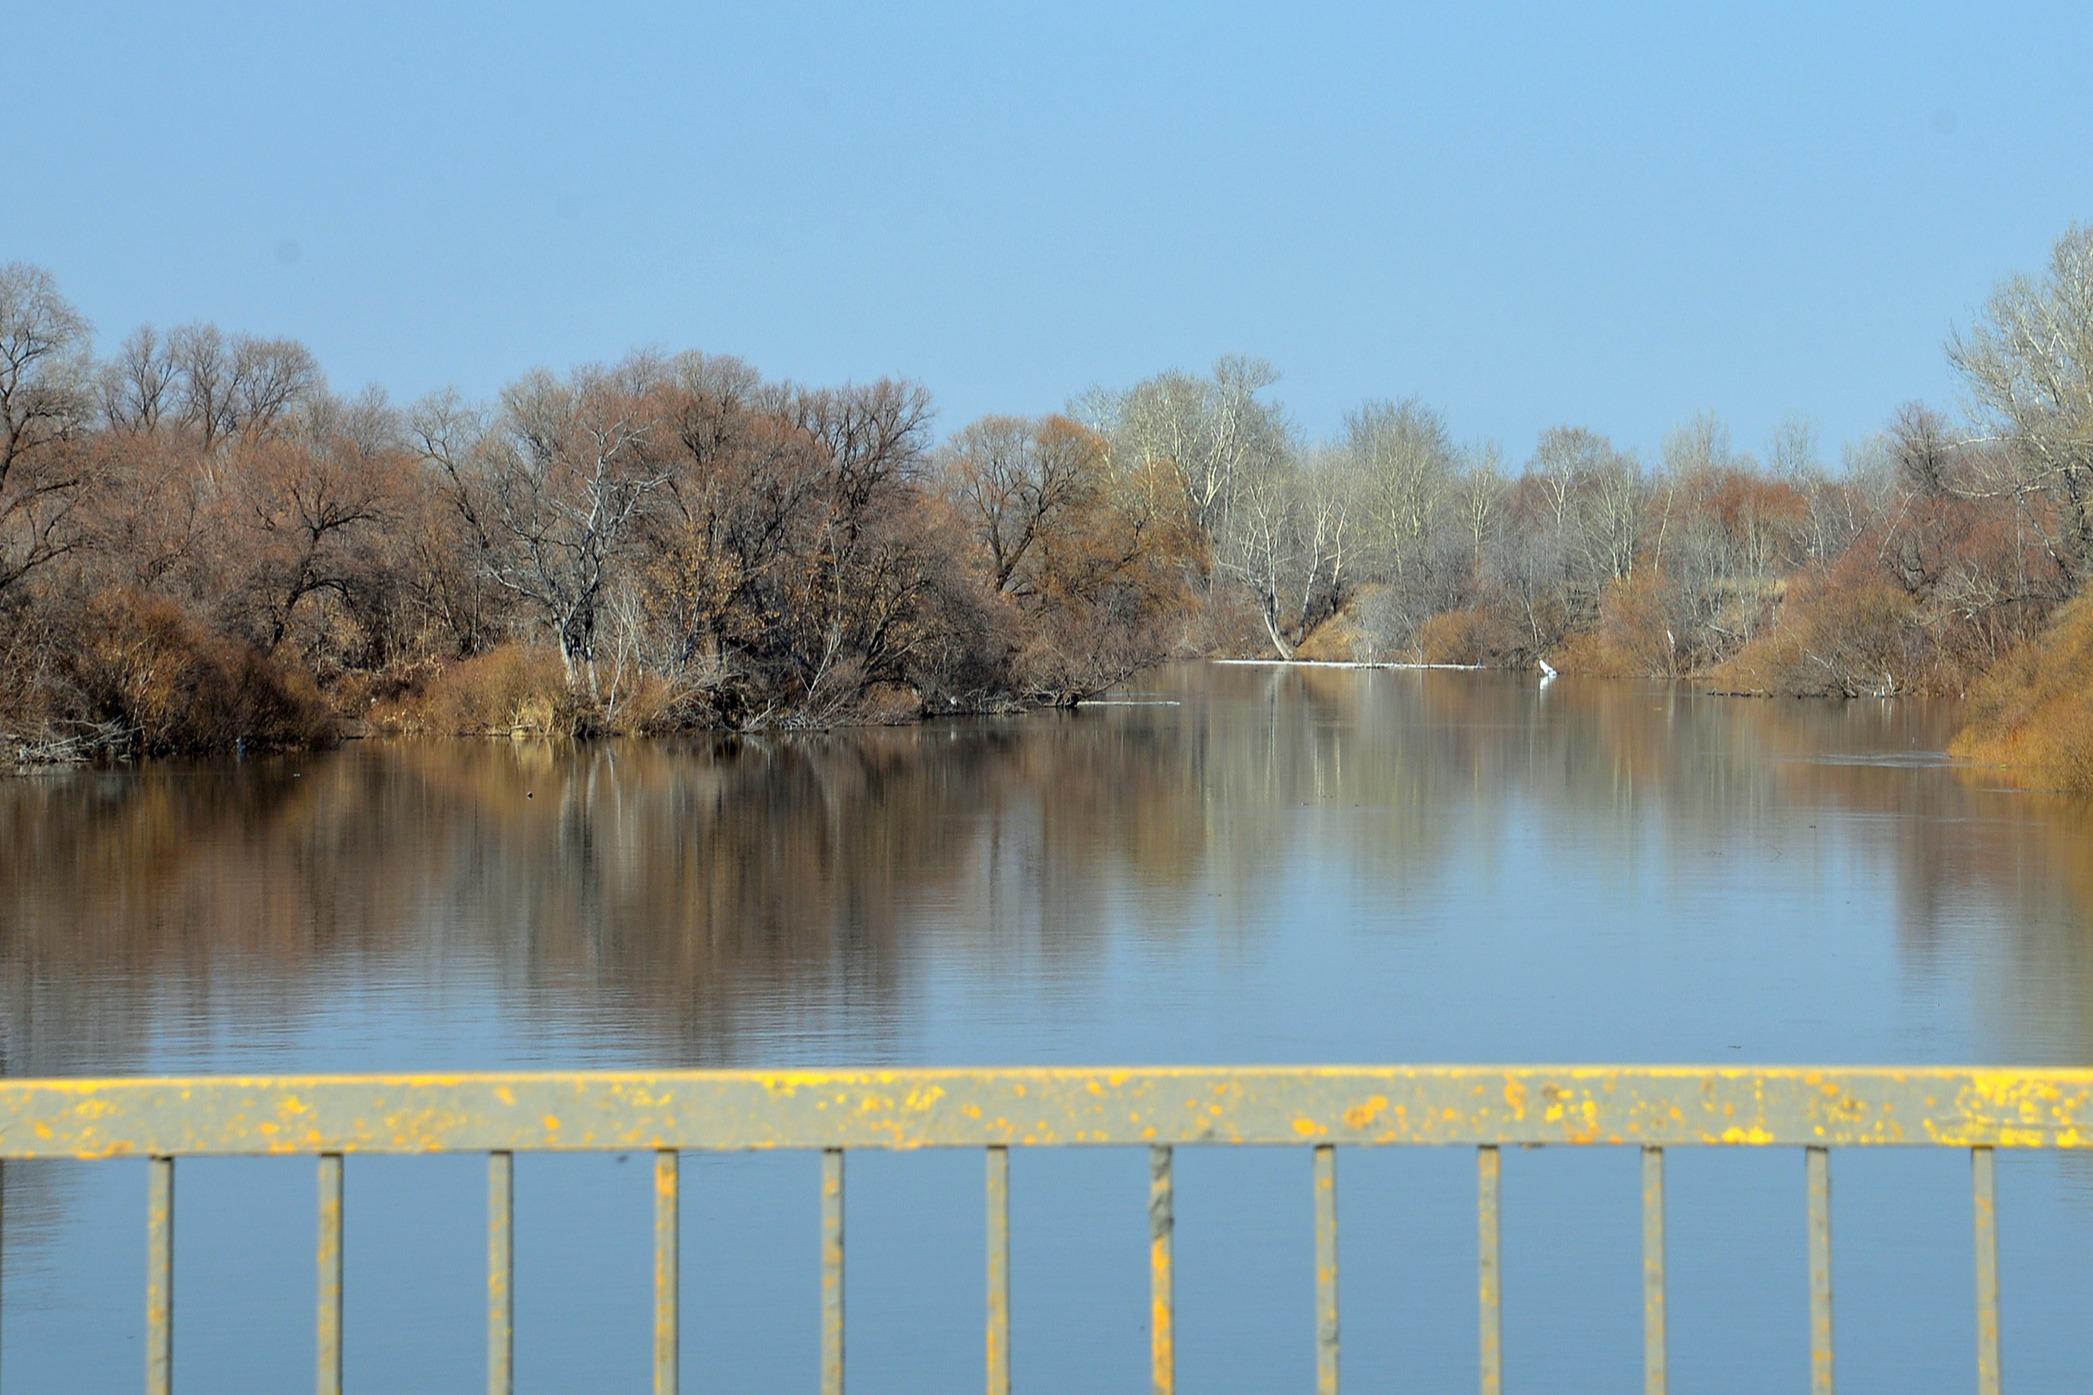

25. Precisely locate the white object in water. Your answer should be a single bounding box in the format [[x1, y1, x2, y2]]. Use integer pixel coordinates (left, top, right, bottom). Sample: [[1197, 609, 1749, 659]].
[[1537, 657, 1559, 681]]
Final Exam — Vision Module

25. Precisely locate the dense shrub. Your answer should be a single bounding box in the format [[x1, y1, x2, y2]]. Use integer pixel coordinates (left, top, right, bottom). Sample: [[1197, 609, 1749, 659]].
[[1705, 566, 1920, 697], [1951, 597, 2093, 792], [1415, 606, 1526, 666], [380, 645, 582, 737], [3, 588, 334, 760]]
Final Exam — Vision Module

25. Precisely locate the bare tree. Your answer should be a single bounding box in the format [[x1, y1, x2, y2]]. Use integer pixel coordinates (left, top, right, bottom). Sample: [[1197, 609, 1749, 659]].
[[1081, 355, 1288, 540], [1348, 398, 1454, 588], [166, 323, 322, 450], [1213, 453, 1305, 657], [1293, 444, 1361, 633], [419, 366, 671, 690], [232, 404, 398, 652], [100, 326, 179, 435], [0, 264, 94, 595], [1949, 223, 2093, 580], [1453, 440, 1506, 576], [936, 414, 1098, 594], [1769, 412, 1820, 480]]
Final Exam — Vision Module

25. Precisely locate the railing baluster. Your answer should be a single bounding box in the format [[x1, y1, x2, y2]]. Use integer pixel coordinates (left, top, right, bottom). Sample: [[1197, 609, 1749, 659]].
[[1314, 1144, 1339, 1395], [822, 1148, 845, 1395], [488, 1151, 513, 1395], [655, 1150, 679, 1395], [1642, 1146, 1666, 1395], [986, 1146, 1011, 1395], [1478, 1145, 1501, 1395], [1149, 1144, 1174, 1395], [147, 1155, 174, 1395], [1972, 1147, 2000, 1395], [1806, 1146, 1833, 1395], [317, 1153, 344, 1395]]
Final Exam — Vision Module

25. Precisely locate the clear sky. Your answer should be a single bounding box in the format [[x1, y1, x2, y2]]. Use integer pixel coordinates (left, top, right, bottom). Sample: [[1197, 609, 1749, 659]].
[[13, 1, 2091, 465]]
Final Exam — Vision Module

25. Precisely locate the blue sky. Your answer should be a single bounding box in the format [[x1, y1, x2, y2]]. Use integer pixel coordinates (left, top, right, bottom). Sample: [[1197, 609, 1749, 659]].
[[13, 1, 2091, 465]]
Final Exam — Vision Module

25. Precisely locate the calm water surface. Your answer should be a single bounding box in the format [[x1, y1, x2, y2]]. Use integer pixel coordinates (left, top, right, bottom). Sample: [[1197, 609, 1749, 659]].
[[4, 664, 2093, 1391]]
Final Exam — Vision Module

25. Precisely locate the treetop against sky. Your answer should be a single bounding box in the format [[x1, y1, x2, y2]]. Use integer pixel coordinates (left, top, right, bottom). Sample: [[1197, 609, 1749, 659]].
[[13, 1, 2093, 461]]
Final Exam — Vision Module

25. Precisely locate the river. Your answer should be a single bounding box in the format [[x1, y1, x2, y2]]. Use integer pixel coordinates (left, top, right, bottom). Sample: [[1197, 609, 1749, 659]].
[[2, 663, 2091, 1391]]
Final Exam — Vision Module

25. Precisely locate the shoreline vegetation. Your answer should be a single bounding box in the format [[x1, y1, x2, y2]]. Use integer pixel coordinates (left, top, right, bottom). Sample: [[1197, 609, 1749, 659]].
[[5, 224, 2093, 787]]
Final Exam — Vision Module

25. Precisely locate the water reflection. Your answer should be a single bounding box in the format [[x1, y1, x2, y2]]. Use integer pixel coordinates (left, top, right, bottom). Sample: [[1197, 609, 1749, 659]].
[[3, 666, 2091, 1077]]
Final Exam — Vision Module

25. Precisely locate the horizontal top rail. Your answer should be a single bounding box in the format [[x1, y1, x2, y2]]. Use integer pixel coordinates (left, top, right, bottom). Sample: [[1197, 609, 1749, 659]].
[[1, 1065, 2090, 1159]]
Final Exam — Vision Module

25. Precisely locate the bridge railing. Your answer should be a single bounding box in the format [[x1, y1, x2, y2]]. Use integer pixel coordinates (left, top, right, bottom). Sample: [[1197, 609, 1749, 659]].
[[3, 1064, 2088, 1394]]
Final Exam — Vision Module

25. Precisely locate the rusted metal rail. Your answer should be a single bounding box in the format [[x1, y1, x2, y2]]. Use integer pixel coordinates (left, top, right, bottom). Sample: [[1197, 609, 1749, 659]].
[[0, 1063, 2080, 1392]]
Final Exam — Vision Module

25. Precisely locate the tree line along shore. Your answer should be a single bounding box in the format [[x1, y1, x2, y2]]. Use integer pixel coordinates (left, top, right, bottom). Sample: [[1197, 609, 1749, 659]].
[[3, 225, 2091, 786]]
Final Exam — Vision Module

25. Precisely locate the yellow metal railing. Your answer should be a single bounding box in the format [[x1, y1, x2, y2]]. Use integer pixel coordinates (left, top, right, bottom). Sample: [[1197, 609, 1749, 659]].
[[3, 1064, 2086, 1394]]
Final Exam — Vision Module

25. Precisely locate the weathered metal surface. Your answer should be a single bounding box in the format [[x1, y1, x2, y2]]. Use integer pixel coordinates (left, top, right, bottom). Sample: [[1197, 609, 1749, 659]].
[[1313, 1144, 1339, 1395], [1807, 1146, 1833, 1395], [1148, 1144, 1174, 1395], [5, 1066, 2093, 1159], [655, 1149, 679, 1395], [1478, 1146, 1502, 1395], [1972, 1147, 2000, 1395], [0, 1066, 2067, 1394], [821, 1148, 844, 1395], [1641, 1146, 1667, 1395], [317, 1153, 344, 1395], [147, 1156, 173, 1395], [0, 1157, 7, 1391], [985, 1146, 1010, 1395], [487, 1151, 513, 1395]]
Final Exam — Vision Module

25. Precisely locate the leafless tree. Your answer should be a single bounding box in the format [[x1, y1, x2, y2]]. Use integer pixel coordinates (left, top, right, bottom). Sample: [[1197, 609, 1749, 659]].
[[937, 414, 1097, 594], [1949, 223, 2093, 579], [418, 366, 672, 690], [1348, 397, 1454, 587], [1080, 355, 1288, 540], [100, 326, 180, 435], [1213, 452, 1305, 657], [166, 323, 322, 450], [1769, 412, 1820, 479], [0, 264, 94, 595]]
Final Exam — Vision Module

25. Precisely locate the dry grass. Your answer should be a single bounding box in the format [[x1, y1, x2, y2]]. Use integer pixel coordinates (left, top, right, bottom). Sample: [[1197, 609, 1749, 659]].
[[373, 645, 582, 737], [1295, 600, 1367, 661], [1415, 607, 1523, 667], [1951, 595, 2093, 792]]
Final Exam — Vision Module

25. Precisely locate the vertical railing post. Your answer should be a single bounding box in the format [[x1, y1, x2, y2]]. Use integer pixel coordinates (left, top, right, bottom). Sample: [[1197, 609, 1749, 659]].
[[147, 1155, 174, 1395], [1478, 1145, 1502, 1395], [1806, 1146, 1833, 1395], [1972, 1147, 2000, 1395], [1148, 1145, 1174, 1395], [488, 1151, 513, 1395], [1641, 1146, 1667, 1395], [655, 1150, 679, 1395], [821, 1149, 845, 1395], [317, 1153, 344, 1395], [986, 1146, 1011, 1395], [1313, 1144, 1339, 1395]]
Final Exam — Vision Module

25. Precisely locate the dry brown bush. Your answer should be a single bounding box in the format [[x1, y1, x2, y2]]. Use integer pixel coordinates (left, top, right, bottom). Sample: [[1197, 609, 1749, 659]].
[[1414, 607, 1524, 666], [1951, 596, 2093, 791], [4, 588, 334, 759], [380, 645, 581, 737], [1584, 572, 1692, 677], [1704, 566, 1920, 696]]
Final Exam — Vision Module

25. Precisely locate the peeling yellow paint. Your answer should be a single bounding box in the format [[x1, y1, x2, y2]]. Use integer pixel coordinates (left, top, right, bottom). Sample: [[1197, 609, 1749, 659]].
[[0, 1065, 2086, 1158]]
